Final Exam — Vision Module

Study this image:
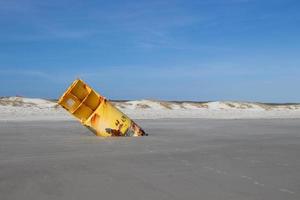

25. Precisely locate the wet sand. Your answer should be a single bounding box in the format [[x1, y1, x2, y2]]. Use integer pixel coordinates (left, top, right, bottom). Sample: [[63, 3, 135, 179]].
[[0, 119, 299, 200]]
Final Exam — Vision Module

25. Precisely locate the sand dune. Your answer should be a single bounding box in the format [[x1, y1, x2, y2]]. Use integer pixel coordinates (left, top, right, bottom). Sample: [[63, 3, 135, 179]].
[[1, 97, 300, 121]]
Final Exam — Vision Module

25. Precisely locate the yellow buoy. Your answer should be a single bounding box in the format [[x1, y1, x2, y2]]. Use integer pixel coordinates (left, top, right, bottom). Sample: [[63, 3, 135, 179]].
[[58, 79, 146, 137]]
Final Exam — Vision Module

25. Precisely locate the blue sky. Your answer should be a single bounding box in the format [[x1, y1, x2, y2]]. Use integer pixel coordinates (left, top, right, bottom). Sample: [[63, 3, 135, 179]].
[[0, 0, 299, 102]]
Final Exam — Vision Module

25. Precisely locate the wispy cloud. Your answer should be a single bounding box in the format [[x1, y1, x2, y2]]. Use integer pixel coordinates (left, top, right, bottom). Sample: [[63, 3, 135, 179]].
[[0, 0, 99, 41], [0, 0, 204, 47], [0, 0, 34, 13], [0, 69, 49, 77], [0, 69, 75, 83]]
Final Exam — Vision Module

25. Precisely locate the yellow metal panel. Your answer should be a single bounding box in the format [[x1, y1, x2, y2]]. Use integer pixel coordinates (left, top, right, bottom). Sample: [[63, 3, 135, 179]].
[[73, 104, 93, 122], [71, 80, 90, 100], [84, 90, 102, 110], [58, 79, 146, 137], [59, 93, 81, 113]]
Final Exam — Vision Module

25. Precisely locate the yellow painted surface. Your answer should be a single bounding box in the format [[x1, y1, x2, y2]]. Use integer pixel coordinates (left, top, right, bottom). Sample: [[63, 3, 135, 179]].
[[58, 79, 146, 137]]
